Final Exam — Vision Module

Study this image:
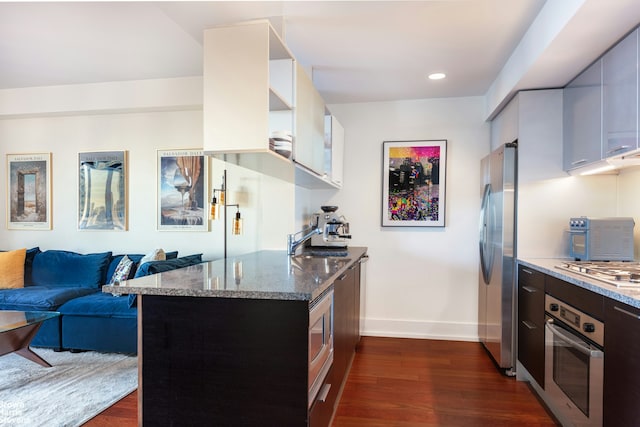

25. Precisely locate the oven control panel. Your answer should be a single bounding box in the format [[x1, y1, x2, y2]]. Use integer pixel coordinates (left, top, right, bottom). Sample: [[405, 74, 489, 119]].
[[545, 294, 604, 347]]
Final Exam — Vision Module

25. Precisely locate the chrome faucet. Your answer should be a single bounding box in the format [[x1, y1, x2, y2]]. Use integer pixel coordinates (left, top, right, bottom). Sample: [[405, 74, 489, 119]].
[[287, 226, 322, 255]]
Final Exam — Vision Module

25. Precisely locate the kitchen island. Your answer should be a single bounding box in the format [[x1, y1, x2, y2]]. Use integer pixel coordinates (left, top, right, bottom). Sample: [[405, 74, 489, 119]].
[[104, 247, 367, 427]]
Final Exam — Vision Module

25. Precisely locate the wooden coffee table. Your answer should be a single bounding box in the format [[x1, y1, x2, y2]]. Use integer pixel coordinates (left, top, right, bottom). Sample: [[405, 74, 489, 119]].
[[0, 310, 60, 367]]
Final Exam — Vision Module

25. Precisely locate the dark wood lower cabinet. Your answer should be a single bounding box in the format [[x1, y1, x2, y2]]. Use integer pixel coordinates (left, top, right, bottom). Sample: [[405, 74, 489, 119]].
[[140, 295, 309, 426], [309, 262, 361, 427], [603, 298, 640, 427], [139, 259, 363, 427], [517, 265, 545, 387]]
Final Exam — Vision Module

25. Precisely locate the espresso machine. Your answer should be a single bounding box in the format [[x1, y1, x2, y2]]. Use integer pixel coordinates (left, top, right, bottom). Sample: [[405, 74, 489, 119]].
[[309, 206, 351, 248]]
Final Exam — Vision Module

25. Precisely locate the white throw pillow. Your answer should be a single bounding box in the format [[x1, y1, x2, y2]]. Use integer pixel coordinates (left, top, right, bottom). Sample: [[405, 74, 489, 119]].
[[139, 248, 166, 266]]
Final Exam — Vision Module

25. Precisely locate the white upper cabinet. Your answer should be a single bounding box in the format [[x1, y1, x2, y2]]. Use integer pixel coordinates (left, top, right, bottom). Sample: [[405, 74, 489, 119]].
[[203, 20, 295, 183], [563, 59, 603, 171], [603, 28, 639, 158], [202, 20, 344, 189], [326, 114, 344, 188], [294, 63, 326, 176]]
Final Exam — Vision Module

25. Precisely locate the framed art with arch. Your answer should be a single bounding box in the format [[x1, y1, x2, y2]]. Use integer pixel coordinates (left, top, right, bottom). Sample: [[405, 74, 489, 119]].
[[7, 153, 52, 230]]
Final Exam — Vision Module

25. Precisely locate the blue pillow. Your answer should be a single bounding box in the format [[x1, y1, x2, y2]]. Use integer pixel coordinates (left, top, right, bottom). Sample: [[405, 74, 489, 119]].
[[128, 254, 203, 307], [31, 250, 112, 288], [133, 254, 203, 278], [24, 247, 41, 285]]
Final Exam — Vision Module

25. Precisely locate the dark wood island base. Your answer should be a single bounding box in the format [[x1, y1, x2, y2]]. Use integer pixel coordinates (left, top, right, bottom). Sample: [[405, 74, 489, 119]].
[[139, 295, 310, 425]]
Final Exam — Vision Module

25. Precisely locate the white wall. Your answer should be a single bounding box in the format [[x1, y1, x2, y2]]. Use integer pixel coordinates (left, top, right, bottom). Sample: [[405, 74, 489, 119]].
[[323, 97, 489, 341], [617, 167, 640, 259], [0, 97, 294, 260]]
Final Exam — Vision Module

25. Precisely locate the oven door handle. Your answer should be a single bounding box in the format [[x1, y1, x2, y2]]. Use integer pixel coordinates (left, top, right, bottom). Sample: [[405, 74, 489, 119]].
[[545, 319, 603, 358]]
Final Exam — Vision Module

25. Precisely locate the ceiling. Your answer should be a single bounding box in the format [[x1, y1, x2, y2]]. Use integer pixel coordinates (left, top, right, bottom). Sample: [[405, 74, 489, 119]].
[[1, 1, 640, 108]]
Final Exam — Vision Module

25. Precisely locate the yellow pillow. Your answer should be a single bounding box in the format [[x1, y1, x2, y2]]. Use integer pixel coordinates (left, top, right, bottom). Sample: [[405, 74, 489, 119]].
[[0, 248, 27, 288]]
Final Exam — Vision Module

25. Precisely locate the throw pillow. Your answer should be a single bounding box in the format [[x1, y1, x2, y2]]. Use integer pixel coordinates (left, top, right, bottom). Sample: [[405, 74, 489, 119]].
[[139, 248, 166, 266], [0, 248, 27, 288], [108, 255, 134, 285]]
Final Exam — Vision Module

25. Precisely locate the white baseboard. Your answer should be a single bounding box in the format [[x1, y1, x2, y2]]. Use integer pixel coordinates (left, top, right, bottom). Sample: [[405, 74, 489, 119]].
[[361, 317, 480, 342]]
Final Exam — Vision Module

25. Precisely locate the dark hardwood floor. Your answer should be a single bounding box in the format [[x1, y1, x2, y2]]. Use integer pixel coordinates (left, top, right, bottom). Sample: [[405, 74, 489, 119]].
[[83, 337, 557, 426]]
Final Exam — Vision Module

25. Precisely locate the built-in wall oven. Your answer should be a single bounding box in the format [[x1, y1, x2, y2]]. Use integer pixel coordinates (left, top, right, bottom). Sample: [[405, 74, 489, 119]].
[[544, 294, 604, 427], [308, 289, 334, 408]]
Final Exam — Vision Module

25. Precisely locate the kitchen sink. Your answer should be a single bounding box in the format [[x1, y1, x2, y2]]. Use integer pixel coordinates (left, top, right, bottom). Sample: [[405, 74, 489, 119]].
[[296, 249, 348, 257]]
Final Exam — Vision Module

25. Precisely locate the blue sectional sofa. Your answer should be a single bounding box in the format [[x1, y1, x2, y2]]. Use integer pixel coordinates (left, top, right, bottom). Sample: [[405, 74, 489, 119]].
[[0, 248, 204, 354]]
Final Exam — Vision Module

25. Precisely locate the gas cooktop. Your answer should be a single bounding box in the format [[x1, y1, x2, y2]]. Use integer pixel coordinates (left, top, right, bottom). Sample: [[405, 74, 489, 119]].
[[556, 261, 640, 288]]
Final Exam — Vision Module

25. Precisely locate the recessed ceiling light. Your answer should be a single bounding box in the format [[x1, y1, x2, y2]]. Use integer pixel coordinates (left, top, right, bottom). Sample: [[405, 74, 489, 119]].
[[428, 73, 446, 80]]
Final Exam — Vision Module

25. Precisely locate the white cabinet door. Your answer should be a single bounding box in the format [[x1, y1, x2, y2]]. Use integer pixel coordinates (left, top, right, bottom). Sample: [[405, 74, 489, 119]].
[[330, 117, 344, 187], [603, 29, 638, 158], [294, 63, 325, 175], [563, 59, 603, 171], [203, 21, 295, 182]]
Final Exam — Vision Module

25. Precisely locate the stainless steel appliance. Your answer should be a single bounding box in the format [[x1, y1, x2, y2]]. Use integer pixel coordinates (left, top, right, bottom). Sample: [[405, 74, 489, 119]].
[[557, 260, 640, 288], [568, 216, 635, 261], [478, 141, 517, 374], [308, 289, 334, 408], [545, 295, 604, 427], [310, 206, 351, 248]]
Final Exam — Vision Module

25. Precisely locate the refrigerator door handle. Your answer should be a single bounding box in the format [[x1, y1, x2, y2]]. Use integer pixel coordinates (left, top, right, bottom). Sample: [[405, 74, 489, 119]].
[[479, 183, 493, 285]]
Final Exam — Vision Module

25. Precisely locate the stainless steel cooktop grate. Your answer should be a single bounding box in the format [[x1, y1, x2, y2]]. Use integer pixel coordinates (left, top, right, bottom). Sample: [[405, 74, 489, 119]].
[[556, 261, 640, 287]]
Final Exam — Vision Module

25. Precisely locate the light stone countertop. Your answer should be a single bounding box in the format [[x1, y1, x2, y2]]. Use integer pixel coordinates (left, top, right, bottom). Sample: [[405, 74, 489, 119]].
[[518, 258, 640, 309], [103, 247, 368, 302]]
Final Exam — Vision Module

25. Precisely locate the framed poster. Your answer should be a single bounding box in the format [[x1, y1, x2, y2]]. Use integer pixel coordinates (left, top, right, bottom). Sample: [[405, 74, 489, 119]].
[[7, 153, 52, 230], [157, 149, 208, 231], [382, 140, 447, 227], [78, 151, 127, 231]]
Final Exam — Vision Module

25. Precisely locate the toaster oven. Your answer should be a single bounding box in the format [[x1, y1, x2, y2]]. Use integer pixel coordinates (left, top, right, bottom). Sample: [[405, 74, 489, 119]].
[[569, 217, 635, 261]]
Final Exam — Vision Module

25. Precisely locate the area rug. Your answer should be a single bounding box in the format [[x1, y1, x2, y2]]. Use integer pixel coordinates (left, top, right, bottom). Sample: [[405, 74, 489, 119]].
[[0, 349, 137, 426]]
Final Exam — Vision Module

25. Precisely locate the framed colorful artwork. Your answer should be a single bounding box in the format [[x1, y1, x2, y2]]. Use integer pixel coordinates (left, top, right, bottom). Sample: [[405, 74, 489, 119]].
[[7, 153, 52, 230], [157, 149, 208, 231], [78, 151, 127, 231], [382, 140, 447, 227]]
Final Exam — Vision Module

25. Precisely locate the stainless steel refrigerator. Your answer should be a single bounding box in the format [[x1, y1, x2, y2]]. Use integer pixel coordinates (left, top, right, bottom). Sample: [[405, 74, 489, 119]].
[[478, 141, 517, 375]]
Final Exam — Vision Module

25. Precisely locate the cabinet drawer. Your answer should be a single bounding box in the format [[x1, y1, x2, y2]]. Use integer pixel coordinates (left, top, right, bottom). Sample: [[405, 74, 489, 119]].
[[517, 317, 545, 388], [518, 265, 545, 327], [519, 283, 545, 327], [518, 265, 544, 292], [309, 366, 339, 427]]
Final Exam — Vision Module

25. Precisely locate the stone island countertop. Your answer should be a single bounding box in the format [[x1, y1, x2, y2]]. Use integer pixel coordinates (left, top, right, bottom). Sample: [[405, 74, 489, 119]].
[[519, 257, 640, 309], [103, 247, 368, 301]]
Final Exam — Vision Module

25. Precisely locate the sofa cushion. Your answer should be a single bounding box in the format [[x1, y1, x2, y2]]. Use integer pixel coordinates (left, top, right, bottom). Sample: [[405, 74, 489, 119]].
[[0, 248, 26, 288], [58, 292, 136, 318], [108, 255, 135, 285], [31, 250, 112, 288], [133, 254, 203, 278], [0, 286, 97, 311]]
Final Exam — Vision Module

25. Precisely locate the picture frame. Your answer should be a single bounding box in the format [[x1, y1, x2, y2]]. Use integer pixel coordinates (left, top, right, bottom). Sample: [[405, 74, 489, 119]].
[[157, 149, 208, 231], [6, 153, 52, 230], [78, 151, 127, 231], [382, 140, 447, 227]]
